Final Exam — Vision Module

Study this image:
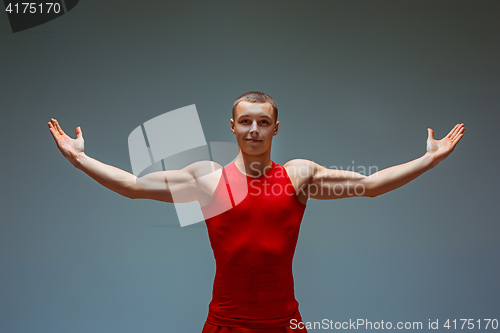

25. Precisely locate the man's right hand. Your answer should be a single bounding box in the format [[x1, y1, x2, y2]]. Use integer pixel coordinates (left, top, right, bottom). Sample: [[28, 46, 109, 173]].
[[48, 118, 85, 168]]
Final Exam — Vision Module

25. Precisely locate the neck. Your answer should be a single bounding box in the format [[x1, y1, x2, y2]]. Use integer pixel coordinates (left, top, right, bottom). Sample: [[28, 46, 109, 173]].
[[234, 149, 273, 177]]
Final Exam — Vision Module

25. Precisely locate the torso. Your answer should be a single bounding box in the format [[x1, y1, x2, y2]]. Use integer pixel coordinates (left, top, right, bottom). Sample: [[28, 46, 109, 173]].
[[199, 160, 307, 327]]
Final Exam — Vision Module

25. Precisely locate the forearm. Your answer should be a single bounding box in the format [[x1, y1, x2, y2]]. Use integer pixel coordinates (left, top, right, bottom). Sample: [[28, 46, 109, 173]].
[[74, 153, 138, 199], [365, 152, 439, 197]]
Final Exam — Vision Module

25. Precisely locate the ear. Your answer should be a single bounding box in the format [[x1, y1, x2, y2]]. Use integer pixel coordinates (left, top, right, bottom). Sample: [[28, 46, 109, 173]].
[[230, 119, 235, 134], [273, 121, 280, 136]]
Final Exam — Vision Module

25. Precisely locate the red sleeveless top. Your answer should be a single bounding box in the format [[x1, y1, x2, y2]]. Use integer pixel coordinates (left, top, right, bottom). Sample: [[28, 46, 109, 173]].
[[201, 160, 307, 328]]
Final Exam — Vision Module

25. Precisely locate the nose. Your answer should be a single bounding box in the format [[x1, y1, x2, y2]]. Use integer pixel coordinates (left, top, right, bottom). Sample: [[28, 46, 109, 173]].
[[249, 120, 259, 135]]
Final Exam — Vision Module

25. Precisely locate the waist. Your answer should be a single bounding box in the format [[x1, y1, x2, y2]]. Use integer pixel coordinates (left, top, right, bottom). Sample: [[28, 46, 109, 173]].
[[206, 307, 303, 329], [208, 261, 298, 327]]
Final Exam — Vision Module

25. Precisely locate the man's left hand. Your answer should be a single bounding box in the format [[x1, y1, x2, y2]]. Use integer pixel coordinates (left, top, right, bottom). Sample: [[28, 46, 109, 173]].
[[426, 123, 465, 163]]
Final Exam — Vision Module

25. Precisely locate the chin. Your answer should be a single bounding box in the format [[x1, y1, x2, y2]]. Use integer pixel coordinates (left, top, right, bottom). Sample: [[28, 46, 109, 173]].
[[241, 147, 269, 156], [240, 148, 261, 155]]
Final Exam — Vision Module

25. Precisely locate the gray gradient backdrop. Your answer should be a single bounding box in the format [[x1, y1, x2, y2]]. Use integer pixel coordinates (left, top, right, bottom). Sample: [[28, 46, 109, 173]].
[[1, 1, 499, 332]]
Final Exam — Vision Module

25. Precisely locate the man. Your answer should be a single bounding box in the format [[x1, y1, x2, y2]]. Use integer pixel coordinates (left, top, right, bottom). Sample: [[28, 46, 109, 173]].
[[48, 91, 465, 332]]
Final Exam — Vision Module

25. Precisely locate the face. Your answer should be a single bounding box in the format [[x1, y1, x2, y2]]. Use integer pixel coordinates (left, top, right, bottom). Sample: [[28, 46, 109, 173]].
[[230, 101, 279, 155]]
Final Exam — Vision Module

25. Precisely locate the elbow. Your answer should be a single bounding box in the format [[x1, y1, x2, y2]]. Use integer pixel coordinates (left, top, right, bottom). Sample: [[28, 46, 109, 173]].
[[363, 184, 383, 198], [360, 178, 379, 198], [123, 190, 138, 200], [365, 187, 383, 198], [123, 183, 141, 200], [362, 188, 378, 198], [362, 176, 390, 198]]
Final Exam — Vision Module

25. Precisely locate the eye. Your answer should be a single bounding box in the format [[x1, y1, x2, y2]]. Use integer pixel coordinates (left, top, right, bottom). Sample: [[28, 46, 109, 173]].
[[261, 120, 268, 124], [241, 120, 249, 123]]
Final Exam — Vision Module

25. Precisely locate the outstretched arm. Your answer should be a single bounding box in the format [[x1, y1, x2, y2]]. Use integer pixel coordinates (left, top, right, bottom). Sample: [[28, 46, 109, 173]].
[[363, 123, 464, 197], [47, 118, 214, 202], [287, 124, 465, 199]]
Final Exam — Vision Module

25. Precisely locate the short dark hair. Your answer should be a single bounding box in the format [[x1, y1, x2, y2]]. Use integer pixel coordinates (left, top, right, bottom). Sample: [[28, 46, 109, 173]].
[[232, 91, 278, 123]]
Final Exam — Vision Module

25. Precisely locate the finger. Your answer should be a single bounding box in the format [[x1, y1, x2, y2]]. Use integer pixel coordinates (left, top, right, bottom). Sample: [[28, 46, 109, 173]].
[[452, 133, 464, 146], [452, 126, 464, 142], [52, 118, 67, 136], [427, 128, 434, 140], [76, 126, 83, 140], [451, 123, 464, 138], [446, 124, 459, 138], [445, 124, 457, 138], [56, 120, 66, 136], [48, 121, 58, 137], [50, 119, 60, 135], [455, 126, 465, 138], [451, 125, 465, 140], [48, 122, 61, 146]]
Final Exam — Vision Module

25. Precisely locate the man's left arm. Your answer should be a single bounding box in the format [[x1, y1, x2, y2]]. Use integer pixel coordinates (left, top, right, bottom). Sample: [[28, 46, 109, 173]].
[[297, 124, 465, 199]]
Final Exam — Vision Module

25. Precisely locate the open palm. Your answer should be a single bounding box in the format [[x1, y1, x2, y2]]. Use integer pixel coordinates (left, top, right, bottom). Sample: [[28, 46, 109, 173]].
[[48, 118, 85, 164], [426, 123, 465, 162]]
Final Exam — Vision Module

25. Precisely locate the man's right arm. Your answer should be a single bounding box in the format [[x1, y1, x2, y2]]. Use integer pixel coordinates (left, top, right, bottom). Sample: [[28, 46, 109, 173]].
[[48, 118, 212, 203]]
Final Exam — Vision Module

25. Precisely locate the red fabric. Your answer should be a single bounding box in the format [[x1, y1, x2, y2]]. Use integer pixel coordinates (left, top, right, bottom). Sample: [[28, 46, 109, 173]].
[[201, 161, 307, 329], [202, 321, 309, 333]]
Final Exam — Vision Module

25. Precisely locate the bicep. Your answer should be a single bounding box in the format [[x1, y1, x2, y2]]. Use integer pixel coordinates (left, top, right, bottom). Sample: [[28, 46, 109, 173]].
[[132, 167, 199, 203], [308, 164, 371, 199]]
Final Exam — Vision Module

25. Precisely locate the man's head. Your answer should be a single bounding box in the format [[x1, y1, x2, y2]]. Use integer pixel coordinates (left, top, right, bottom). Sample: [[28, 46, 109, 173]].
[[232, 91, 278, 124], [230, 91, 280, 156]]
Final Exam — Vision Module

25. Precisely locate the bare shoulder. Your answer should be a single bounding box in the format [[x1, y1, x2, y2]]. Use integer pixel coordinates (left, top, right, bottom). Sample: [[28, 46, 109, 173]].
[[183, 160, 223, 206], [283, 158, 317, 181], [183, 160, 223, 179], [282, 159, 318, 205]]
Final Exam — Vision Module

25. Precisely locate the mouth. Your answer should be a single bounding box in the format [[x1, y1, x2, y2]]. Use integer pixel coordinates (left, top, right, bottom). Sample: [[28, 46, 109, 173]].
[[246, 139, 262, 142]]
